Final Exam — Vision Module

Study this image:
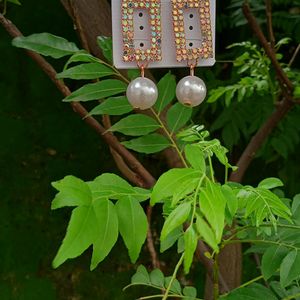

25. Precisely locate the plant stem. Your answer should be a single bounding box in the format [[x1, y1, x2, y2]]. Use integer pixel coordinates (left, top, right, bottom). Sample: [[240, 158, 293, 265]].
[[208, 155, 215, 182], [150, 108, 188, 167], [220, 274, 264, 298], [283, 292, 300, 300], [213, 253, 219, 300], [236, 274, 264, 290], [162, 254, 184, 300], [223, 239, 298, 251], [139, 295, 203, 300], [226, 223, 300, 242], [224, 166, 228, 184]]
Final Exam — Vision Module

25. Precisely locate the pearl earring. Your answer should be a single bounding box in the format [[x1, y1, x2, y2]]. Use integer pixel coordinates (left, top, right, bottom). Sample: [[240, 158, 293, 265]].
[[171, 0, 213, 107], [176, 61, 207, 107], [126, 64, 158, 110], [121, 0, 162, 110]]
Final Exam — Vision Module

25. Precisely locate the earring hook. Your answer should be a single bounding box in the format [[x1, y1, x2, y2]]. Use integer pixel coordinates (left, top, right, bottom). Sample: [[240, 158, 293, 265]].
[[187, 58, 198, 76], [137, 61, 149, 77]]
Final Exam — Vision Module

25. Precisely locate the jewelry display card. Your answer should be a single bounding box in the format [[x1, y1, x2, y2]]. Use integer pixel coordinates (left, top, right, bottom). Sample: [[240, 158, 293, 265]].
[[112, 0, 216, 69]]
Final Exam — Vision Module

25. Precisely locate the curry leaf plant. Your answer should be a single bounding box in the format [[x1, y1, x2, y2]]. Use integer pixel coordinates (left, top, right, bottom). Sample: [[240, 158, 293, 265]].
[[11, 33, 300, 300]]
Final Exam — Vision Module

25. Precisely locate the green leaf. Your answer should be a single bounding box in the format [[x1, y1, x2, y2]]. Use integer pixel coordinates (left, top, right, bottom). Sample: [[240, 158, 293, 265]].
[[207, 87, 227, 103], [167, 103, 192, 134], [196, 215, 219, 252], [238, 187, 291, 227], [150, 269, 165, 287], [222, 185, 238, 221], [154, 72, 176, 113], [97, 36, 113, 63], [164, 277, 182, 294], [183, 286, 197, 300], [223, 283, 277, 300], [261, 245, 288, 280], [184, 144, 206, 172], [63, 80, 127, 102], [53, 206, 97, 268], [108, 114, 160, 136], [161, 202, 191, 241], [12, 33, 79, 58], [132, 187, 151, 202], [294, 86, 300, 98], [7, 0, 21, 4], [199, 182, 226, 242], [184, 226, 197, 274], [116, 196, 148, 263], [160, 226, 183, 253], [292, 194, 300, 218], [88, 173, 135, 200], [280, 250, 300, 287], [51, 176, 92, 209], [90, 199, 118, 270], [57, 63, 114, 80], [122, 134, 171, 154], [151, 168, 202, 205], [88, 96, 132, 116], [258, 178, 284, 190], [172, 179, 199, 207], [131, 265, 150, 284], [65, 51, 100, 66]]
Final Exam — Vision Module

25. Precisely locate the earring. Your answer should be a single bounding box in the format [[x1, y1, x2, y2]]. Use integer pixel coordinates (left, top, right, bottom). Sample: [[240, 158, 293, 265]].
[[122, 0, 162, 110], [172, 0, 213, 107]]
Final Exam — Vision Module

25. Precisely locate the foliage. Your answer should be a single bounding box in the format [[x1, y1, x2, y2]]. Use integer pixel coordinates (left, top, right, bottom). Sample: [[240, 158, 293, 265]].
[[206, 41, 300, 160]]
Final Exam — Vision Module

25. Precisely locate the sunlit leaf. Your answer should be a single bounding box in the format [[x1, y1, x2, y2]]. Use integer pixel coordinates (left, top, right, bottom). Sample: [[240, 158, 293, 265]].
[[122, 134, 170, 154], [116, 196, 147, 263], [108, 114, 160, 136]]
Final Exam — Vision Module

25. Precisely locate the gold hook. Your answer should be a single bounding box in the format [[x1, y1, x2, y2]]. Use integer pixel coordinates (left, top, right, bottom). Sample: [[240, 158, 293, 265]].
[[137, 61, 149, 77], [187, 58, 198, 76]]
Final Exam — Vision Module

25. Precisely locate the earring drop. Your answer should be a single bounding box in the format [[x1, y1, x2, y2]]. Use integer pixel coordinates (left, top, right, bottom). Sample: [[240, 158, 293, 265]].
[[126, 64, 158, 110], [121, 0, 162, 110], [172, 0, 213, 107], [176, 62, 207, 107]]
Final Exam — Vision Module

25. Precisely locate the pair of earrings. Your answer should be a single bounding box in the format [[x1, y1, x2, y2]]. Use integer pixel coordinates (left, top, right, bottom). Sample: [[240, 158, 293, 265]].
[[123, 0, 212, 110]]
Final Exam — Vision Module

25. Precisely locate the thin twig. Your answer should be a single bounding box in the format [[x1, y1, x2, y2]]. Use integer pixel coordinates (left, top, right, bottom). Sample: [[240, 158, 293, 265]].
[[146, 206, 160, 269], [266, 0, 275, 50], [289, 43, 300, 68], [242, 3, 293, 93]]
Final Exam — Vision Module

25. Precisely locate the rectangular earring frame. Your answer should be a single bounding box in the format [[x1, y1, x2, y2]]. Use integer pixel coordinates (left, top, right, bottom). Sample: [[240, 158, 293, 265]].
[[121, 0, 162, 63], [112, 0, 216, 69], [171, 0, 213, 62]]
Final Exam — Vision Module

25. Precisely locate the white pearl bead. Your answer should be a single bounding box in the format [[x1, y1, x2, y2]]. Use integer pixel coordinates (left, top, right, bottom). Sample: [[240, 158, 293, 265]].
[[126, 77, 158, 110], [176, 75, 207, 107]]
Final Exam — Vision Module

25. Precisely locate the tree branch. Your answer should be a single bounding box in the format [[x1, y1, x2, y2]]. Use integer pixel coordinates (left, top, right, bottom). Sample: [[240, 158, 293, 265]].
[[242, 3, 293, 94], [229, 3, 297, 183], [289, 43, 300, 68], [266, 0, 275, 50]]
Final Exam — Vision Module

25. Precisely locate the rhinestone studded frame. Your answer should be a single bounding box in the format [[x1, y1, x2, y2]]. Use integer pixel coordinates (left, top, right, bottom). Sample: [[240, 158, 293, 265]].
[[171, 0, 213, 62], [122, 0, 162, 63]]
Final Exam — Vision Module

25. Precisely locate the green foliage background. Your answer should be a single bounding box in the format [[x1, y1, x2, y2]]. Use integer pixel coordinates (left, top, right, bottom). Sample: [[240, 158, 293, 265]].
[[0, 0, 299, 299]]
